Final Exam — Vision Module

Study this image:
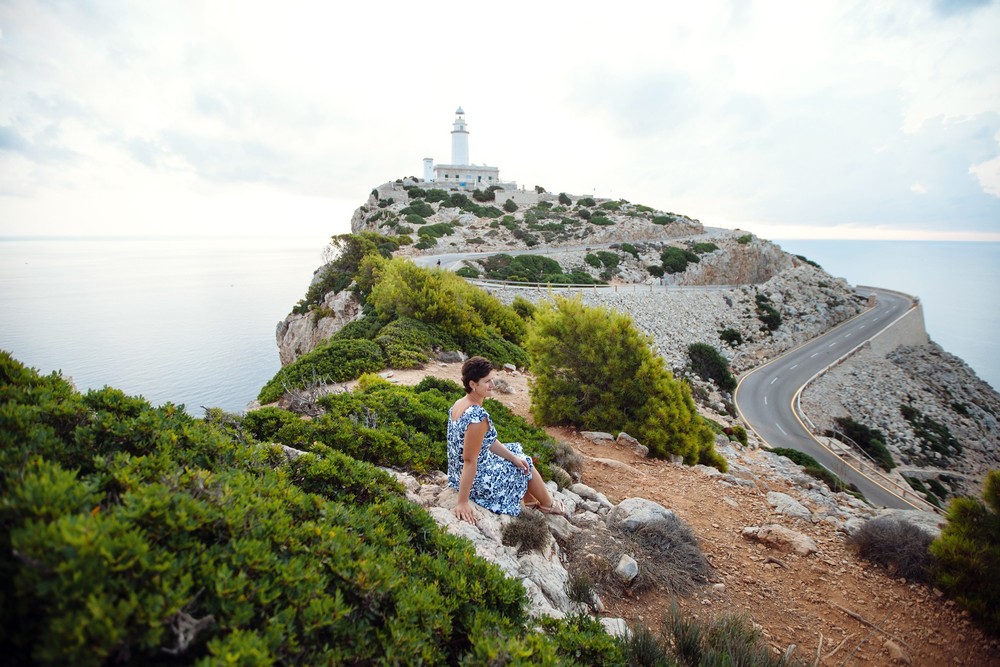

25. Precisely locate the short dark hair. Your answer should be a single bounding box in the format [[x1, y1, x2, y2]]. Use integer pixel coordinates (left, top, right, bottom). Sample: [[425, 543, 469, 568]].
[[461, 356, 493, 393]]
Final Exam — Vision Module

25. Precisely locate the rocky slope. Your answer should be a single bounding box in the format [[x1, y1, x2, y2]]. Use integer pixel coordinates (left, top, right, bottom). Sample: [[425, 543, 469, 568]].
[[354, 363, 997, 666]]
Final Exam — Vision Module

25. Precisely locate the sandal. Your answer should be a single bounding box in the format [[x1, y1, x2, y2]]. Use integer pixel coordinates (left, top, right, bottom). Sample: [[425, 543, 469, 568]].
[[522, 499, 541, 510], [537, 499, 567, 516]]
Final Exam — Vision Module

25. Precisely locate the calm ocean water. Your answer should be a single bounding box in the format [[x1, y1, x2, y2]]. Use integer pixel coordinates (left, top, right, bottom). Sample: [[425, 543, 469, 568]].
[[774, 239, 999, 391], [0, 237, 324, 414], [1, 237, 997, 416]]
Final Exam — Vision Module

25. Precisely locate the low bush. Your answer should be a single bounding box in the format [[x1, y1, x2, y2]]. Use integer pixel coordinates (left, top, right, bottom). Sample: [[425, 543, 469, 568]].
[[589, 215, 614, 226], [501, 510, 551, 554], [257, 338, 385, 404], [595, 250, 620, 268], [847, 516, 933, 582], [652, 215, 672, 225], [400, 200, 435, 218], [687, 343, 737, 392], [374, 317, 458, 368], [558, 192, 572, 205], [577, 197, 596, 207], [423, 188, 449, 202], [755, 293, 782, 331], [455, 265, 479, 278], [719, 327, 744, 347], [736, 233, 753, 244], [503, 198, 518, 212], [665, 605, 807, 667], [660, 246, 700, 274], [901, 403, 963, 459], [620, 242, 639, 258], [691, 242, 719, 254], [831, 416, 895, 471], [769, 447, 859, 495]]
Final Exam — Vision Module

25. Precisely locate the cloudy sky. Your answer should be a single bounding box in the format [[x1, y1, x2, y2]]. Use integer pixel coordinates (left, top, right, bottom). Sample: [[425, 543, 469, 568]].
[[2, 0, 999, 244]]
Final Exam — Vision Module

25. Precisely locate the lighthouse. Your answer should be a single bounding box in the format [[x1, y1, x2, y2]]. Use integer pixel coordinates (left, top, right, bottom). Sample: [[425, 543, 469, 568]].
[[451, 107, 469, 165], [426, 107, 502, 189]]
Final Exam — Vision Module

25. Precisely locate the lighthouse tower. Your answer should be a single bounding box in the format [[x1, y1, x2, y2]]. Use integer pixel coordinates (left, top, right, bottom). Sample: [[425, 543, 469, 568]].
[[428, 107, 502, 189], [451, 107, 469, 165]]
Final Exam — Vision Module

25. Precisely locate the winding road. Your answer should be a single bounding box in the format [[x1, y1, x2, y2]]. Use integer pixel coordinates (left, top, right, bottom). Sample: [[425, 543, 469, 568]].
[[734, 287, 927, 510]]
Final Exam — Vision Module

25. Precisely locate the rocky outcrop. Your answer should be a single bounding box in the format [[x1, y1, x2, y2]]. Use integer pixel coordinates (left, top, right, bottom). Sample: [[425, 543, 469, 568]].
[[275, 289, 362, 366]]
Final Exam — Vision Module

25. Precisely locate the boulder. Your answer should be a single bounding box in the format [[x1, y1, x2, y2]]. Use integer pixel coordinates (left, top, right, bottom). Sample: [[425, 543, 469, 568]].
[[741, 524, 818, 555], [766, 491, 812, 521], [606, 498, 675, 532]]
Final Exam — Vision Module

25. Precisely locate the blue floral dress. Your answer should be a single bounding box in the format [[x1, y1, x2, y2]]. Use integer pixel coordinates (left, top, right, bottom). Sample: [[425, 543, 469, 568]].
[[447, 404, 533, 516]]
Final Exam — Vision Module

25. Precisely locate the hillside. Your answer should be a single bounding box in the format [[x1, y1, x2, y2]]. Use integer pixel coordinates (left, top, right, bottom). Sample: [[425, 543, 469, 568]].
[[365, 363, 998, 666]]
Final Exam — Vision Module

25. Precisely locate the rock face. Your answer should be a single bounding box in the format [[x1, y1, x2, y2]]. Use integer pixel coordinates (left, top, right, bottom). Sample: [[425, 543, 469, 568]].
[[275, 288, 362, 366], [801, 341, 1000, 500]]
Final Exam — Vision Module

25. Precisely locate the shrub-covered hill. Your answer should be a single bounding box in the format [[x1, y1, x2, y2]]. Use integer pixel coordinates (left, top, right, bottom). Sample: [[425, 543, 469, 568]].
[[1, 351, 634, 665], [351, 181, 703, 253]]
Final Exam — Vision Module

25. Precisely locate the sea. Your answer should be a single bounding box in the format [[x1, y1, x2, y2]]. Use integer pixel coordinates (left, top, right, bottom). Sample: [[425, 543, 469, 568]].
[[0, 237, 997, 415]]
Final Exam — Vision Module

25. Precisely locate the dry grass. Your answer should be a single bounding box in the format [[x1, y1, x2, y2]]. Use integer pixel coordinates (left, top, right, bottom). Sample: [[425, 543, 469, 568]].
[[846, 516, 934, 582]]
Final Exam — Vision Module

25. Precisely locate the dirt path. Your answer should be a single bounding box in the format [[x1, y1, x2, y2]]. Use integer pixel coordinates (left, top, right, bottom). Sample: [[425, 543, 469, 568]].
[[373, 363, 997, 666]]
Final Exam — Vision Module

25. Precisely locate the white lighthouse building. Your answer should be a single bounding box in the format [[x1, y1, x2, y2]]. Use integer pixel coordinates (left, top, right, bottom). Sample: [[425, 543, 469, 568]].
[[426, 107, 503, 189]]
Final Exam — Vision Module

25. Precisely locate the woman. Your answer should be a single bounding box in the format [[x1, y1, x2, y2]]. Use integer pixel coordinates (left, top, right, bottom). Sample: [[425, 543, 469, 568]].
[[447, 356, 567, 524]]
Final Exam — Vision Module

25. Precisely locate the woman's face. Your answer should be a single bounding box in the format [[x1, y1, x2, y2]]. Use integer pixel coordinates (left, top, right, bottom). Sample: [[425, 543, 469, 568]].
[[472, 372, 495, 397]]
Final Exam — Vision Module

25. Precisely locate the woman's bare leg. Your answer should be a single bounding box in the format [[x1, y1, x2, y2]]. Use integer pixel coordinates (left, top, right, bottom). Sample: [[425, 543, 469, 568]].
[[524, 469, 552, 507]]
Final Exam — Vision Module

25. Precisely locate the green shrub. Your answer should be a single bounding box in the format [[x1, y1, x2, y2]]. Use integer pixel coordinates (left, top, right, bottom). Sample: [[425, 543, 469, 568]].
[[660, 246, 699, 274], [400, 200, 435, 218], [647, 265, 665, 278], [503, 198, 518, 213], [931, 470, 1000, 636], [0, 352, 535, 666], [847, 516, 933, 582], [691, 242, 719, 254], [577, 197, 596, 207], [405, 213, 426, 226], [366, 257, 526, 345], [620, 243, 639, 259], [589, 215, 614, 226], [511, 296, 536, 320], [736, 233, 753, 244], [719, 327, 744, 347], [577, 208, 592, 220], [540, 615, 625, 666], [374, 317, 458, 368], [831, 416, 895, 471], [460, 332, 530, 370], [423, 188, 449, 202], [558, 192, 572, 205], [755, 293, 782, 331], [901, 403, 962, 459], [584, 253, 601, 268], [595, 251, 619, 268], [455, 266, 479, 278], [687, 343, 737, 392], [257, 338, 385, 404], [768, 447, 859, 495], [525, 296, 723, 469], [652, 215, 672, 225]]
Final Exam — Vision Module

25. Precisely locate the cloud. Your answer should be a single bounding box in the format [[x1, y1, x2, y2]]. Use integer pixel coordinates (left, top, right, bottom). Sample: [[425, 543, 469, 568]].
[[1, 0, 999, 240]]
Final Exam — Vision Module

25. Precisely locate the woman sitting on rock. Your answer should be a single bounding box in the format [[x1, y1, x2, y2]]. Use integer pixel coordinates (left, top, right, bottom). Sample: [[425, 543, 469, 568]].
[[447, 356, 567, 524]]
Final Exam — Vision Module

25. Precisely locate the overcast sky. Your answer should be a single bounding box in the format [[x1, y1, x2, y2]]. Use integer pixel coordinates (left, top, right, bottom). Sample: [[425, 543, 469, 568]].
[[2, 0, 999, 244]]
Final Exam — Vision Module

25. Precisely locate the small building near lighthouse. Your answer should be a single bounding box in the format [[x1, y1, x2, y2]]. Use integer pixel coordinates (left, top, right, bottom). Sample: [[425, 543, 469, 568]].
[[425, 107, 505, 189]]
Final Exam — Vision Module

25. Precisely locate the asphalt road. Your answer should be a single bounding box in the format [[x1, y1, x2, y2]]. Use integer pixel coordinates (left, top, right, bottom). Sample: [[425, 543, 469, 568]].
[[734, 287, 923, 509]]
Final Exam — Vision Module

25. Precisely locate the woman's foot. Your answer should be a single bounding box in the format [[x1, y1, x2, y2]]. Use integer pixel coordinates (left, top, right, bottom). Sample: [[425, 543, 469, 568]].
[[537, 499, 567, 516]]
